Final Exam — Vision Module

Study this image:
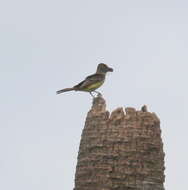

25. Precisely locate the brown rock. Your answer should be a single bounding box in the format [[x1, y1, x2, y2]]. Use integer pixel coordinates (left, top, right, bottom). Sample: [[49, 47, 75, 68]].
[[74, 96, 165, 190]]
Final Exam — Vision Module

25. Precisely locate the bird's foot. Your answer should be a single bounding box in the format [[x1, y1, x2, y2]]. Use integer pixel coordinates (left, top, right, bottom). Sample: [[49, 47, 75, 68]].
[[89, 92, 95, 98], [89, 91, 102, 98], [93, 91, 102, 97]]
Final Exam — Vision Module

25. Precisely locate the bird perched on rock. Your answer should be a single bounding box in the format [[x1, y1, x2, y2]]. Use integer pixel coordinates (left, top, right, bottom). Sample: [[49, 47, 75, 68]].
[[56, 63, 113, 97]]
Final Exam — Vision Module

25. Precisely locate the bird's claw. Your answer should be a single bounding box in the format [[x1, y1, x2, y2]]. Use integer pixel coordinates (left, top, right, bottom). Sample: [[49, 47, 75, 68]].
[[94, 91, 102, 97], [89, 91, 102, 98], [89, 92, 95, 98]]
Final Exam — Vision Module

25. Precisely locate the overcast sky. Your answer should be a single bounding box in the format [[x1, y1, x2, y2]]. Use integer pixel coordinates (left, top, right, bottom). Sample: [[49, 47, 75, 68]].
[[0, 0, 188, 189]]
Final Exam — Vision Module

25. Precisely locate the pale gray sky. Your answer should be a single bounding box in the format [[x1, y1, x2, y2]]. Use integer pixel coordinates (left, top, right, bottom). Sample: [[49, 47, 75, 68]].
[[0, 0, 188, 189]]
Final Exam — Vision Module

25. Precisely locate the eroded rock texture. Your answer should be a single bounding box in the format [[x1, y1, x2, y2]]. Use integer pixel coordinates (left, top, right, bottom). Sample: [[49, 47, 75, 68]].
[[74, 96, 165, 190]]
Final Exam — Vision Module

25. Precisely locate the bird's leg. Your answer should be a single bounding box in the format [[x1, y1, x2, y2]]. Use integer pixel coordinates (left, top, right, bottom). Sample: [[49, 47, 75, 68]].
[[89, 92, 95, 98], [93, 90, 102, 97]]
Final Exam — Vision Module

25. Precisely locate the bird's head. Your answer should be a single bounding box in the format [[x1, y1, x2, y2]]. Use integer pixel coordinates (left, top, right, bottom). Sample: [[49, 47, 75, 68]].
[[96, 63, 113, 74]]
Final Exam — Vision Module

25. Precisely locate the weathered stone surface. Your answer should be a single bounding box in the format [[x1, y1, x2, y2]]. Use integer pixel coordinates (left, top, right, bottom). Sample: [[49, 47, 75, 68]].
[[74, 96, 165, 190]]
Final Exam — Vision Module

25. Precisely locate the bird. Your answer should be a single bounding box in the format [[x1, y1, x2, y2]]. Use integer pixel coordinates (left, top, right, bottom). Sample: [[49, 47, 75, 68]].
[[56, 63, 113, 97]]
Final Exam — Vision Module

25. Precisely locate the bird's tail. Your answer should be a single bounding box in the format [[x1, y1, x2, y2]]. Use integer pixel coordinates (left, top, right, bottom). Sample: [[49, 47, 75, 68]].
[[56, 87, 75, 94]]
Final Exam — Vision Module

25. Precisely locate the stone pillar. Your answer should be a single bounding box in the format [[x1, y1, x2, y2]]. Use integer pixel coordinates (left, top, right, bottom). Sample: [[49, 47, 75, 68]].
[[74, 96, 165, 190]]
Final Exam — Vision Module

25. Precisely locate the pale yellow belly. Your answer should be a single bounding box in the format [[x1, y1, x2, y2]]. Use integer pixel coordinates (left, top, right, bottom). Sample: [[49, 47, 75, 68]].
[[83, 81, 104, 92]]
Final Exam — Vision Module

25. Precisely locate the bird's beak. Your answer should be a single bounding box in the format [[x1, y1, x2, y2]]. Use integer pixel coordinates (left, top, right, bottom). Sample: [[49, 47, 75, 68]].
[[108, 67, 113, 72]]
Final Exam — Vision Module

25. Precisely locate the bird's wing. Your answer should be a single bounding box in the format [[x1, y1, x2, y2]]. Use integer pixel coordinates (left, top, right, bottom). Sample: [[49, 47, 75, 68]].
[[85, 73, 104, 81], [74, 73, 105, 90]]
